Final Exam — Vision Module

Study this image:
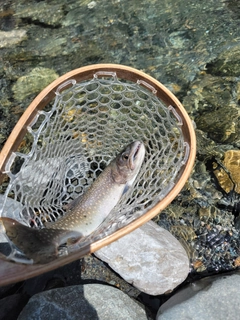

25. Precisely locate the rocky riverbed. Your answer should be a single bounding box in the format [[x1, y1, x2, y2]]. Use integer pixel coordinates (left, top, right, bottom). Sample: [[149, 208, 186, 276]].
[[0, 0, 240, 319]]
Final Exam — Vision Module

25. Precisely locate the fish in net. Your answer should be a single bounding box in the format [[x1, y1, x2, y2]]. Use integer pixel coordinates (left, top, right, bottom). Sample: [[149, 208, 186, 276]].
[[0, 66, 194, 266]]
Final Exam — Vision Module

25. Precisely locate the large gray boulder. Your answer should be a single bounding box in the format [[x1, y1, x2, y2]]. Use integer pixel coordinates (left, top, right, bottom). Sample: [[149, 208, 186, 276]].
[[18, 283, 149, 320], [157, 272, 240, 320]]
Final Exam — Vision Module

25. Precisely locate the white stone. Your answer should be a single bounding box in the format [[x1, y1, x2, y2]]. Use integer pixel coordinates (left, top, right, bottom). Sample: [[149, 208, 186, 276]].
[[88, 1, 97, 9], [95, 221, 189, 295], [0, 30, 27, 48]]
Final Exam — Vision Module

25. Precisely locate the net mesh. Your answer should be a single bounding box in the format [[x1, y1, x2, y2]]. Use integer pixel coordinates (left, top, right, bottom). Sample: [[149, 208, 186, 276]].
[[0, 72, 188, 258]]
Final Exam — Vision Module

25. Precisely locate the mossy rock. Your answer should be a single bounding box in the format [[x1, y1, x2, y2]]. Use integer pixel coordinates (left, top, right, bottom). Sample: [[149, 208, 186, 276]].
[[206, 43, 240, 76], [195, 107, 238, 143], [12, 67, 59, 101]]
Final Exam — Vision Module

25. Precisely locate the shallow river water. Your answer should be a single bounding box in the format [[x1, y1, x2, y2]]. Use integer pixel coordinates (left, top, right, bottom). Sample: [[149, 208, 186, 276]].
[[0, 0, 240, 318]]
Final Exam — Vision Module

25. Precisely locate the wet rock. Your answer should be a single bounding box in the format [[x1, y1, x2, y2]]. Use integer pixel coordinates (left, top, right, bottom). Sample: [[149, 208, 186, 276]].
[[182, 74, 240, 143], [0, 30, 27, 48], [206, 42, 240, 76], [95, 221, 189, 295], [157, 272, 240, 320], [237, 81, 240, 101], [195, 129, 225, 161], [168, 31, 190, 49], [213, 150, 240, 194], [13, 3, 64, 27], [26, 29, 68, 58], [18, 284, 149, 320], [182, 74, 235, 114], [62, 1, 99, 27], [88, 1, 97, 9], [0, 8, 15, 31], [195, 107, 237, 143], [12, 67, 59, 101]]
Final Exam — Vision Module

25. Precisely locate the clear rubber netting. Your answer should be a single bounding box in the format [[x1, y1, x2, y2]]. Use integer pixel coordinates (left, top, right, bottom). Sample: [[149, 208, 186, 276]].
[[0, 73, 188, 260]]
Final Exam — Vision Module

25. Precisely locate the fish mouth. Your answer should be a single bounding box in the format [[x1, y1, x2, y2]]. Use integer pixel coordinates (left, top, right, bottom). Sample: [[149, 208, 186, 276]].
[[129, 141, 142, 170]]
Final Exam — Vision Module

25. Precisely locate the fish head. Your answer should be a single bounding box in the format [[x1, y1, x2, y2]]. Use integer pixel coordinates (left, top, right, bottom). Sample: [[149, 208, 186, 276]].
[[112, 141, 145, 185]]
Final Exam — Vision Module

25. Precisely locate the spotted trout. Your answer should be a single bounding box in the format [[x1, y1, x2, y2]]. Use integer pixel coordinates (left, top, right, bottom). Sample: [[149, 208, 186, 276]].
[[0, 141, 145, 264]]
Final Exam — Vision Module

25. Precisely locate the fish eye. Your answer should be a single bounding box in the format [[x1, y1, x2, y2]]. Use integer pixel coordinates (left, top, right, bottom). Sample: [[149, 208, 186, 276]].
[[122, 154, 129, 160]]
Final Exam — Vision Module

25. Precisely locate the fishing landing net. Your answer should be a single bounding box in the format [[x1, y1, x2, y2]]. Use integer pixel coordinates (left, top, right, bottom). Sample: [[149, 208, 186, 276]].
[[0, 64, 196, 266]]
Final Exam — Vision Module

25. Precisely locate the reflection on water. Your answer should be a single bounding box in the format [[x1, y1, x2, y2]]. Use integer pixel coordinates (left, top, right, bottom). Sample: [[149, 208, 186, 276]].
[[1, 0, 240, 284]]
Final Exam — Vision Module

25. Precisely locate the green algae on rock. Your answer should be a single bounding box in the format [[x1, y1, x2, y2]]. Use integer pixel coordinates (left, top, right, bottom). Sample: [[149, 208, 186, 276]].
[[12, 67, 59, 101]]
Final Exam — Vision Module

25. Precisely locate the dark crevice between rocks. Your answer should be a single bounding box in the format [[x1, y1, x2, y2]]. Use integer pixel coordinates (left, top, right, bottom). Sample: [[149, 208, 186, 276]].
[[20, 17, 61, 29], [225, 0, 240, 19], [205, 61, 227, 77], [205, 157, 240, 222]]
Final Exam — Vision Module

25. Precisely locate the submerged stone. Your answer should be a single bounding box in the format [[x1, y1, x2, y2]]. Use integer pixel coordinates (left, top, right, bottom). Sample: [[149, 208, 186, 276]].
[[0, 30, 27, 48], [13, 3, 64, 27], [95, 221, 189, 295], [213, 150, 240, 194], [206, 43, 240, 76], [195, 107, 237, 143], [12, 67, 59, 101], [183, 74, 240, 143]]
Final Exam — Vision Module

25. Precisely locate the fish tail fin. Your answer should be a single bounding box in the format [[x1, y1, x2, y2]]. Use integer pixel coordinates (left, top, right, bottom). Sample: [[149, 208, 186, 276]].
[[0, 217, 80, 264]]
